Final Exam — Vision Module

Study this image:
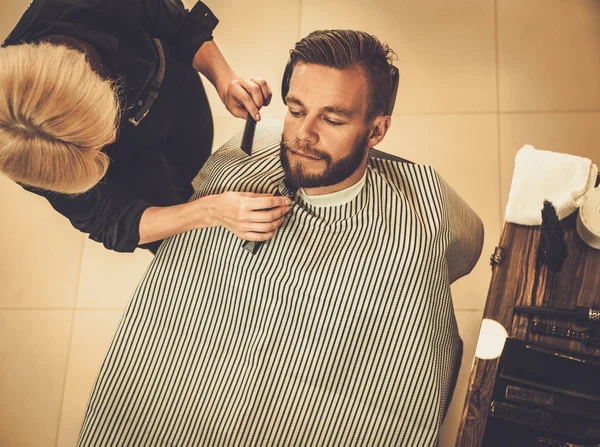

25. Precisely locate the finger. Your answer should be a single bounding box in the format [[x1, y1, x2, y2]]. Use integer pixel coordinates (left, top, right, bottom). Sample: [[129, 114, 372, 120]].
[[243, 216, 285, 233], [248, 207, 290, 223], [246, 196, 292, 210], [241, 230, 277, 242], [250, 77, 272, 107], [227, 94, 248, 119], [235, 192, 282, 198], [236, 79, 263, 119]]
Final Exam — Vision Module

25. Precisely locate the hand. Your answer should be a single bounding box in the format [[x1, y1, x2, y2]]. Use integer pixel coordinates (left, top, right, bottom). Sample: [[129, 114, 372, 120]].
[[219, 77, 272, 121], [210, 191, 291, 241]]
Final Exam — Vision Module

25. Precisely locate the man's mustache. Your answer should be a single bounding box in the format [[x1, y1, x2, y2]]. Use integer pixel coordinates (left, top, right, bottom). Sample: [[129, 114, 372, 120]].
[[281, 139, 331, 161]]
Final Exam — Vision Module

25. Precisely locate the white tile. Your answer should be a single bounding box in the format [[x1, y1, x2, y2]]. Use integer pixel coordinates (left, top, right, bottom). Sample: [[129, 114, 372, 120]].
[[0, 309, 73, 447], [379, 114, 500, 309], [439, 309, 484, 447], [0, 176, 84, 308], [301, 0, 497, 113], [76, 238, 154, 309], [57, 310, 123, 447], [498, 0, 600, 111], [212, 116, 246, 151], [0, 0, 31, 41], [190, 0, 302, 119]]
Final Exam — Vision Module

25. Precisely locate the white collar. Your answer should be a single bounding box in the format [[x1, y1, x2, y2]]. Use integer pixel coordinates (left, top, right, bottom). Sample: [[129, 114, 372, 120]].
[[299, 170, 367, 207]]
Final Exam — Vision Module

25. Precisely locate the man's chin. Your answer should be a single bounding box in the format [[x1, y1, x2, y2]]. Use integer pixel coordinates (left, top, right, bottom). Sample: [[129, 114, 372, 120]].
[[285, 165, 329, 189]]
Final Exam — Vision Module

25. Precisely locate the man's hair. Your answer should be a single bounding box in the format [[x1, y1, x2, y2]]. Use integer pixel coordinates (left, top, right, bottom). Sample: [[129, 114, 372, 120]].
[[0, 42, 120, 194], [290, 30, 396, 120]]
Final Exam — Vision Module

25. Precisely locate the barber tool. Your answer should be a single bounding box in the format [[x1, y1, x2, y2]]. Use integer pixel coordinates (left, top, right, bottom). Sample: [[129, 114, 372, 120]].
[[240, 115, 257, 155], [537, 437, 600, 447], [490, 401, 600, 439], [242, 179, 298, 255], [505, 385, 600, 420], [577, 187, 600, 250], [514, 306, 600, 323], [531, 321, 600, 349], [539, 200, 568, 272]]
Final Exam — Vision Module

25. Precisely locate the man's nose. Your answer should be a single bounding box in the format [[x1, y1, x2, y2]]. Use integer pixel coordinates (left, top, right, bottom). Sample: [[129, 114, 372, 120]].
[[295, 114, 319, 145]]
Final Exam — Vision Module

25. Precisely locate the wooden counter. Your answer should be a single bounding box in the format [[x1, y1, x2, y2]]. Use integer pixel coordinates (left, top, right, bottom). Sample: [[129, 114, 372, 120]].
[[455, 187, 600, 446]]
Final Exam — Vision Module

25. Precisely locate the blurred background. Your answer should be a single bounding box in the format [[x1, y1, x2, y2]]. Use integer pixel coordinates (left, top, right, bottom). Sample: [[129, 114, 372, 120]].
[[1, 0, 599, 445]]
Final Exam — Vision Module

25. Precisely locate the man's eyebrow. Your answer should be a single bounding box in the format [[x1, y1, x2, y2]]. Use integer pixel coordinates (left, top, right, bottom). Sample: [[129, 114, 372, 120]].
[[285, 95, 356, 119], [285, 95, 304, 107], [322, 106, 356, 118]]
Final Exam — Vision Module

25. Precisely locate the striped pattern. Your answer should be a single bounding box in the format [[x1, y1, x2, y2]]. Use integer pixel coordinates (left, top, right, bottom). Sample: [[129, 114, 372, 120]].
[[78, 124, 483, 447]]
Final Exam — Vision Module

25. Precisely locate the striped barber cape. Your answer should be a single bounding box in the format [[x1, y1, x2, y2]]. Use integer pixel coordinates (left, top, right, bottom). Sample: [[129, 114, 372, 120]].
[[78, 122, 483, 447]]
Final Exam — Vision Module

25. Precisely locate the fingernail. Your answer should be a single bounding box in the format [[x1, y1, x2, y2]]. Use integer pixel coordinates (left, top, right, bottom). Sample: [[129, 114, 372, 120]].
[[255, 113, 261, 121], [286, 198, 292, 205]]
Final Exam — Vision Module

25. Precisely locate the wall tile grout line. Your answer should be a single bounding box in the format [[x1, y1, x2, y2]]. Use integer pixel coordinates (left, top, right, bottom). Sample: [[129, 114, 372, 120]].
[[53, 235, 85, 447], [494, 0, 503, 230], [0, 307, 127, 311], [298, 0, 303, 41]]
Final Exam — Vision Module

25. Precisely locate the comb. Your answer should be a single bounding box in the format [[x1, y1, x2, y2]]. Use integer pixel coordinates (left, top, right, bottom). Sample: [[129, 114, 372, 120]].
[[240, 115, 256, 155]]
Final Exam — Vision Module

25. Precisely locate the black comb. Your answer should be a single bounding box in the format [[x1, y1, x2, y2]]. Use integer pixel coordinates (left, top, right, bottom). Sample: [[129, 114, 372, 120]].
[[240, 115, 256, 155]]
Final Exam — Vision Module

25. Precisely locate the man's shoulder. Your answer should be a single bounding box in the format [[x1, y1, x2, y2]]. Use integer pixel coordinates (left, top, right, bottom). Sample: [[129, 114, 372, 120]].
[[368, 155, 442, 195]]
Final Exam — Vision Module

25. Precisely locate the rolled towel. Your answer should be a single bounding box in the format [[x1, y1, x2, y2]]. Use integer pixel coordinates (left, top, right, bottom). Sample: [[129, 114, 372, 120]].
[[505, 144, 598, 225]]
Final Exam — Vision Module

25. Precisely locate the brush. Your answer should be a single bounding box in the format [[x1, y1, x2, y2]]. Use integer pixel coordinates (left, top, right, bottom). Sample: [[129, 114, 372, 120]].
[[539, 200, 568, 272]]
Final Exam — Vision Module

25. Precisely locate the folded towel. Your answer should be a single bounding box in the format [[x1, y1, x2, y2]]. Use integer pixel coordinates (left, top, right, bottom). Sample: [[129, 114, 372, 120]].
[[505, 145, 598, 225]]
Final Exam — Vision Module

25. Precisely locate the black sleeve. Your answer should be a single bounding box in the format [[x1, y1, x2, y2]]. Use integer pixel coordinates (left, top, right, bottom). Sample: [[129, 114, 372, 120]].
[[20, 183, 153, 253], [133, 0, 219, 66]]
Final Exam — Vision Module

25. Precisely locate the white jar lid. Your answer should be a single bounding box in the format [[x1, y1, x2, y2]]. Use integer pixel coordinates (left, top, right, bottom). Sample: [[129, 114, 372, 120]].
[[576, 186, 600, 250]]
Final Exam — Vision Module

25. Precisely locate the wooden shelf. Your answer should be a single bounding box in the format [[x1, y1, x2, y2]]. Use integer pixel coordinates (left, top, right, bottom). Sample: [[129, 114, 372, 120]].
[[456, 209, 600, 446]]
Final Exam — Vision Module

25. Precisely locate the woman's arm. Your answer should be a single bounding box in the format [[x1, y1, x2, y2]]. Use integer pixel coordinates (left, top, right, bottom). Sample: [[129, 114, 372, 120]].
[[138, 192, 291, 245]]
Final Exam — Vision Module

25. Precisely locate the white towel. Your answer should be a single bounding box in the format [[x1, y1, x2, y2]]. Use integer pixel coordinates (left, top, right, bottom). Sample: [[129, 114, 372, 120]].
[[505, 144, 598, 225]]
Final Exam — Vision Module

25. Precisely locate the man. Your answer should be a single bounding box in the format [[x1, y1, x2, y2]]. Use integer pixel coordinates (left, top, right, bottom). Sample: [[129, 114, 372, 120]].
[[77, 30, 483, 446]]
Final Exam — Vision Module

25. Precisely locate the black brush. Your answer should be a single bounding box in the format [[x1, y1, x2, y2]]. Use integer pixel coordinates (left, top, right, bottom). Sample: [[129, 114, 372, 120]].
[[240, 115, 256, 155], [539, 200, 568, 272]]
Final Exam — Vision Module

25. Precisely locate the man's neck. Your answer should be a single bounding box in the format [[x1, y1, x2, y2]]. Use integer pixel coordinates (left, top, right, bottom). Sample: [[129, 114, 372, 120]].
[[300, 168, 368, 207]]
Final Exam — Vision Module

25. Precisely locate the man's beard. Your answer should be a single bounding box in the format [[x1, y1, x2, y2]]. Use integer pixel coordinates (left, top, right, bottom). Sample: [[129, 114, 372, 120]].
[[279, 132, 370, 189]]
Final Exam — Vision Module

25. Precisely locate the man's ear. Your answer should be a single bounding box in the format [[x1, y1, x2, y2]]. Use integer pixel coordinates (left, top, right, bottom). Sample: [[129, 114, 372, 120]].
[[367, 116, 391, 148]]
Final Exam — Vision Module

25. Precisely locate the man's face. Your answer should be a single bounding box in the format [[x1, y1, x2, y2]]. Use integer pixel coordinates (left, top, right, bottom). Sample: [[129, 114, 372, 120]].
[[280, 62, 372, 190]]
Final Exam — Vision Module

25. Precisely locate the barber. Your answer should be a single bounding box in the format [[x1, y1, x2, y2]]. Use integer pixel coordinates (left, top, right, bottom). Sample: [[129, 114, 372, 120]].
[[0, 0, 291, 253]]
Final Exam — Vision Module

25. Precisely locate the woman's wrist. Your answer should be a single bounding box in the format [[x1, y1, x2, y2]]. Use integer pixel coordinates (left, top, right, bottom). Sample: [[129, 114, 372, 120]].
[[191, 194, 220, 228], [192, 40, 236, 101]]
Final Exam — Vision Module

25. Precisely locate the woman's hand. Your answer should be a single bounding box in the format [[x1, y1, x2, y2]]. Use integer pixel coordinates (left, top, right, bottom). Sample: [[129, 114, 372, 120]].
[[219, 77, 272, 121], [209, 191, 291, 241], [191, 41, 272, 120]]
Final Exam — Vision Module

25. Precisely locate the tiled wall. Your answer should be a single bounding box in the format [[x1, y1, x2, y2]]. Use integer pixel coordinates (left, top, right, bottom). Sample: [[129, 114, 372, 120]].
[[1, 1, 598, 446]]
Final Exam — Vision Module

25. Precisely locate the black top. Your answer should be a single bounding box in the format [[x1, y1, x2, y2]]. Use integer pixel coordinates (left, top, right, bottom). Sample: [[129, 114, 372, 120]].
[[2, 0, 219, 252]]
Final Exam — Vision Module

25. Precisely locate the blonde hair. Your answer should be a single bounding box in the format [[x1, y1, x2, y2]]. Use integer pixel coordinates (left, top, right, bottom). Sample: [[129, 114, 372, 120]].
[[0, 42, 120, 194]]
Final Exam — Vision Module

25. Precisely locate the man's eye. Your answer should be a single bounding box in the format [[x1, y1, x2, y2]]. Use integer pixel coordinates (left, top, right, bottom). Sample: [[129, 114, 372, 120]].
[[324, 118, 343, 126], [289, 110, 304, 117]]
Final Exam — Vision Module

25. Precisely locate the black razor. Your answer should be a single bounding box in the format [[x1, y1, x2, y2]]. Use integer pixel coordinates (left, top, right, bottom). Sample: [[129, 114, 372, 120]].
[[241, 115, 256, 155]]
